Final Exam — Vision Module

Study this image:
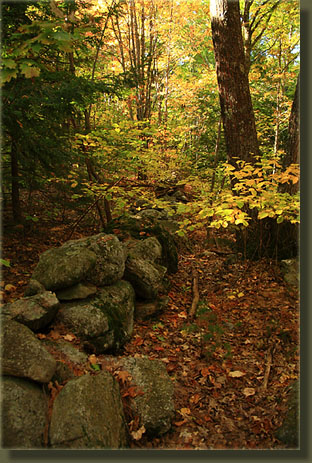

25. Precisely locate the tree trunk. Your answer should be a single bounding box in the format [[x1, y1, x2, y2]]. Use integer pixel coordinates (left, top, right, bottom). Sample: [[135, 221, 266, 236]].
[[210, 0, 260, 165], [284, 74, 299, 171], [10, 139, 22, 223]]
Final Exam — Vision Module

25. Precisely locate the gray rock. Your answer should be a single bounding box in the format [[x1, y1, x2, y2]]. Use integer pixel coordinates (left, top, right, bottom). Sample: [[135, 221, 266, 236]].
[[96, 280, 135, 348], [1, 319, 56, 383], [275, 380, 299, 447], [124, 257, 167, 300], [72, 234, 126, 286], [56, 282, 97, 301], [57, 281, 135, 353], [53, 361, 76, 384], [125, 236, 162, 263], [24, 279, 46, 296], [145, 223, 179, 274], [135, 209, 168, 221], [121, 357, 175, 436], [280, 258, 299, 288], [1, 376, 48, 448], [135, 296, 169, 321], [49, 372, 128, 448], [42, 338, 88, 364], [57, 303, 110, 339], [1, 291, 60, 331], [31, 234, 126, 292], [32, 245, 97, 291]]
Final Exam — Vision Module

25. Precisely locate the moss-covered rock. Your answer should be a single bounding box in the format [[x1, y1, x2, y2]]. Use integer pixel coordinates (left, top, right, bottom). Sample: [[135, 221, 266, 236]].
[[57, 280, 135, 354], [32, 245, 97, 291], [124, 257, 167, 300], [1, 291, 60, 331], [1, 376, 48, 448], [275, 380, 299, 448], [1, 319, 56, 383], [31, 233, 126, 292], [49, 372, 128, 448], [121, 357, 175, 436]]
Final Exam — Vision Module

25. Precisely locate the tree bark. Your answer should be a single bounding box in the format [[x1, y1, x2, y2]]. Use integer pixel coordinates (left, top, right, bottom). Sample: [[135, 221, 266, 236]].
[[285, 74, 299, 168], [210, 0, 260, 165], [10, 139, 22, 223]]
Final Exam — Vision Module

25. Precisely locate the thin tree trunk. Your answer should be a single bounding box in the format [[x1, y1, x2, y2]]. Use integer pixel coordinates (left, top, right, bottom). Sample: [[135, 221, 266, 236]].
[[280, 73, 299, 194], [10, 139, 22, 223], [210, 116, 222, 194]]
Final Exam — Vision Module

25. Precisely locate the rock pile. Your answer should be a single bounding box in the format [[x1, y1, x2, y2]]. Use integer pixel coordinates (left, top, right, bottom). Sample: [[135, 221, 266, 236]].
[[1, 229, 178, 448]]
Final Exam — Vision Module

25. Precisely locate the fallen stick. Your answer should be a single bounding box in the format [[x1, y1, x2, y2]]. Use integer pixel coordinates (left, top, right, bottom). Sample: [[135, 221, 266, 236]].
[[189, 269, 199, 319], [261, 346, 273, 391]]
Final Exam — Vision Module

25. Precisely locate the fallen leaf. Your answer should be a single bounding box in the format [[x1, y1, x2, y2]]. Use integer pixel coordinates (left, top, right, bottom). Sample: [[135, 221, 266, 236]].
[[117, 370, 132, 384], [37, 333, 47, 340], [123, 386, 144, 398], [200, 367, 211, 377], [190, 393, 201, 404], [4, 284, 16, 292], [63, 333, 76, 342], [133, 336, 144, 346], [174, 419, 188, 427], [131, 425, 146, 440], [49, 330, 61, 340], [243, 387, 256, 397], [179, 407, 191, 417], [229, 370, 246, 378], [88, 354, 97, 365]]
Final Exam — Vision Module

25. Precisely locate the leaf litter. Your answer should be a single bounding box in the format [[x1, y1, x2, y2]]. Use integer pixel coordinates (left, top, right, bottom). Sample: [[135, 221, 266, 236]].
[[1, 223, 299, 450]]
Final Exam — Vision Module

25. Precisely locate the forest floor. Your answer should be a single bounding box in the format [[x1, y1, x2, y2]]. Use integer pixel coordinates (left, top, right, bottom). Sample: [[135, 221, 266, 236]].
[[1, 204, 299, 450]]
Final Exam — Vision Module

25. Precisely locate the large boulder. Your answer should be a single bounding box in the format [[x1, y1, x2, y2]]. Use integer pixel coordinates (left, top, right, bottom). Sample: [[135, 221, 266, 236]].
[[123, 237, 167, 299], [124, 257, 167, 300], [124, 236, 162, 263], [32, 245, 97, 291], [121, 357, 175, 436], [80, 234, 126, 286], [1, 319, 56, 383], [1, 376, 48, 448], [96, 280, 135, 348], [57, 302, 110, 340], [57, 280, 135, 353], [49, 372, 128, 448], [30, 233, 126, 292], [1, 291, 60, 331]]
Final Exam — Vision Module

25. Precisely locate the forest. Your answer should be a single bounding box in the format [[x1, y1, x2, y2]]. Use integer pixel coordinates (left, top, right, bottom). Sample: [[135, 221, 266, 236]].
[[1, 0, 299, 450]]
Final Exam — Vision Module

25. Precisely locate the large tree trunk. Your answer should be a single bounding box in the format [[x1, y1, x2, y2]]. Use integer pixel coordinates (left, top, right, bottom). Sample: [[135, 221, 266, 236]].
[[210, 0, 260, 165]]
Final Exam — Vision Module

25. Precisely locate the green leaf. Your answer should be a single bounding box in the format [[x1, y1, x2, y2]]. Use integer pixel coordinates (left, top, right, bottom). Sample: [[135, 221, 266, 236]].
[[2, 58, 17, 69], [90, 363, 101, 371], [1, 68, 18, 83], [258, 211, 269, 219], [20, 65, 41, 79], [53, 30, 71, 41], [1, 258, 11, 268], [277, 216, 284, 223]]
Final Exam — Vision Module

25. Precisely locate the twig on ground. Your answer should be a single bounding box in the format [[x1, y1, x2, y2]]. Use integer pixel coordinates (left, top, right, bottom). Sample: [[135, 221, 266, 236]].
[[261, 346, 273, 391], [189, 269, 199, 320]]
